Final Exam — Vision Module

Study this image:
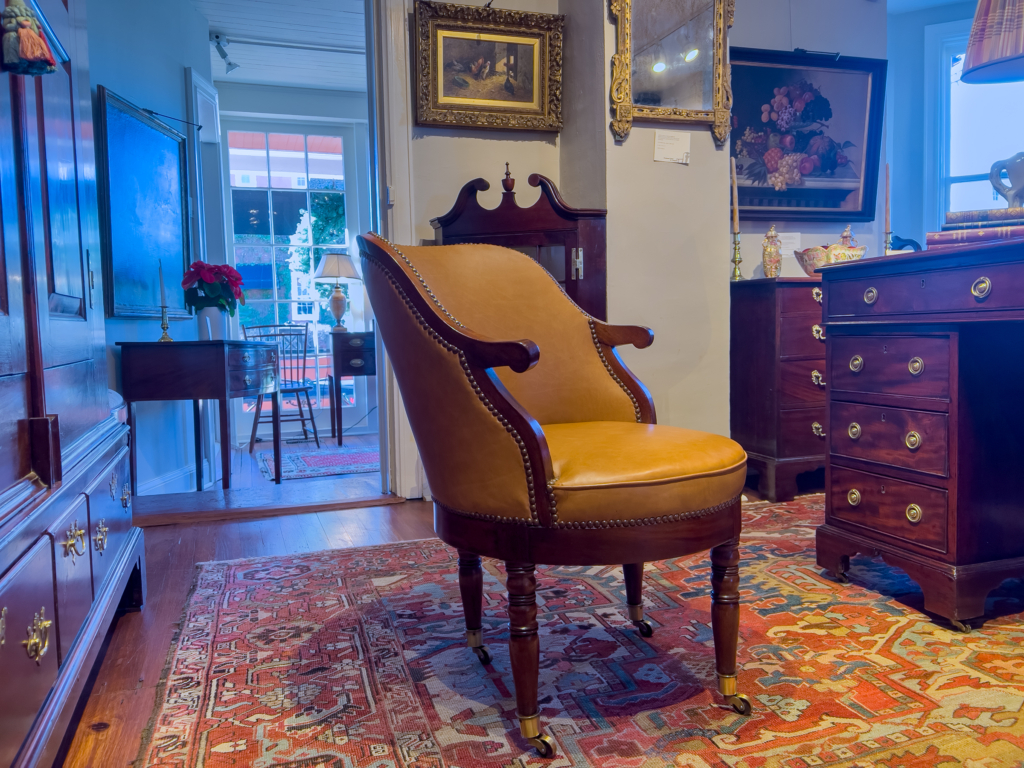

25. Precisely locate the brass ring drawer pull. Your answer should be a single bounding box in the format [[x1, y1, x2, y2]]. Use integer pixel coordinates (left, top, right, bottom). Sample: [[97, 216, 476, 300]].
[[242, 352, 252, 363], [848, 422, 861, 440], [812, 287, 823, 304], [61, 520, 87, 564], [905, 431, 922, 450], [906, 504, 923, 524], [908, 357, 925, 376], [349, 358, 365, 367], [971, 276, 992, 299], [864, 286, 878, 305], [847, 489, 861, 507], [121, 483, 132, 511], [22, 607, 51, 664], [812, 422, 826, 437], [812, 324, 826, 341], [93, 519, 109, 553], [244, 375, 252, 385], [811, 370, 826, 387], [849, 355, 864, 373]]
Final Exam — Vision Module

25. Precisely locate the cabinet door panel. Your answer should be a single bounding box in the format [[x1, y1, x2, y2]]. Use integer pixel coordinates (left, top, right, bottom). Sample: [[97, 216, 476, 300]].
[[0, 74, 27, 378]]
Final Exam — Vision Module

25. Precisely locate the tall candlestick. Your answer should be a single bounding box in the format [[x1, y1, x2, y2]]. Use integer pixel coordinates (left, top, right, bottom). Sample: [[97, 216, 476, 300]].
[[158, 258, 167, 307], [730, 157, 740, 234], [885, 163, 891, 236]]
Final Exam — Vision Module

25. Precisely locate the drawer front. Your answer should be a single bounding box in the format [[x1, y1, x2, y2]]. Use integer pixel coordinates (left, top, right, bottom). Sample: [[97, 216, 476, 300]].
[[830, 466, 948, 552], [779, 283, 823, 315], [779, 407, 828, 458], [87, 451, 134, 594], [0, 537, 59, 768], [780, 361, 827, 407], [830, 335, 951, 399], [780, 314, 827, 358], [228, 346, 277, 369], [228, 366, 277, 396], [47, 494, 94, 663], [337, 349, 376, 377], [830, 402, 948, 476], [828, 262, 1024, 318]]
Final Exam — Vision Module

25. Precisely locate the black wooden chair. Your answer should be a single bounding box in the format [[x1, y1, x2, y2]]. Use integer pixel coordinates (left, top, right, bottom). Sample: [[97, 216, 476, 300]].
[[242, 323, 321, 452]]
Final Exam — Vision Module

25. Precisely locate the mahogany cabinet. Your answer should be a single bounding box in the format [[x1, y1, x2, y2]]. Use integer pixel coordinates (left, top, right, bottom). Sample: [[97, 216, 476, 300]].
[[0, 0, 146, 763], [730, 277, 827, 501]]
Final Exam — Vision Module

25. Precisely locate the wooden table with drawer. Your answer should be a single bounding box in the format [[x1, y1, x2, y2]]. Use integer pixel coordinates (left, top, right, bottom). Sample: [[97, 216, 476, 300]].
[[328, 331, 376, 446], [816, 240, 1024, 630], [731, 277, 827, 501], [117, 341, 282, 492]]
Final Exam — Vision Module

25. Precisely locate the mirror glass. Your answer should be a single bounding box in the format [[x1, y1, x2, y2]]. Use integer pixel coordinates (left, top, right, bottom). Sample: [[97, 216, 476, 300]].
[[630, 0, 715, 110]]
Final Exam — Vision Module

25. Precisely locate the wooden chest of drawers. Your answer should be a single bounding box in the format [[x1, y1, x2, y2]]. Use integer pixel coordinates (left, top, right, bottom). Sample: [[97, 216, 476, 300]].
[[816, 240, 1024, 630], [730, 278, 827, 501]]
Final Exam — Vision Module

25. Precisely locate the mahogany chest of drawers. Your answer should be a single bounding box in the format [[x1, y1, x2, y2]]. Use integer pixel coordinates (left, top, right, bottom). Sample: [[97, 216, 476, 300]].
[[816, 240, 1024, 629], [730, 277, 827, 501]]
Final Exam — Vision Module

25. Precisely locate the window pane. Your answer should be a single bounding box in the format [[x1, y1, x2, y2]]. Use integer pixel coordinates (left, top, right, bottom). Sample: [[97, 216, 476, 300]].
[[307, 135, 344, 191], [228, 131, 268, 188], [234, 246, 274, 301], [232, 190, 271, 243], [275, 247, 314, 301], [271, 191, 310, 244], [268, 133, 307, 189], [311, 192, 347, 245], [949, 179, 1008, 212], [950, 53, 1024, 177], [238, 301, 278, 337]]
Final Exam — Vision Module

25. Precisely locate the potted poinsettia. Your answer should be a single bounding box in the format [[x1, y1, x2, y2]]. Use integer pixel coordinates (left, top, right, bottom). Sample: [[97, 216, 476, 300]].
[[181, 261, 245, 340]]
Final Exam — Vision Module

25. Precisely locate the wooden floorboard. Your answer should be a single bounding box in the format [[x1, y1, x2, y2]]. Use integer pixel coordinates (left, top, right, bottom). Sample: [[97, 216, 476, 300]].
[[60, 501, 435, 768]]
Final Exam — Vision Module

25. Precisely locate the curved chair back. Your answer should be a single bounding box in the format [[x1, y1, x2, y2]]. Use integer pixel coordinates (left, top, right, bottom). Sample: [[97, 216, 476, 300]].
[[242, 323, 311, 392]]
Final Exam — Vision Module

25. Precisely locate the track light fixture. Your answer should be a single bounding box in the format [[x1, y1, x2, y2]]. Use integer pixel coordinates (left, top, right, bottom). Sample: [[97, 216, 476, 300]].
[[210, 33, 239, 74]]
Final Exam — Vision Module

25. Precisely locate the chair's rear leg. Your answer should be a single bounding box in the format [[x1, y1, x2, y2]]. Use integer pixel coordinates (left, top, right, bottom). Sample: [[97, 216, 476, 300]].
[[506, 562, 555, 758], [457, 550, 491, 665], [623, 563, 653, 637], [710, 539, 752, 715]]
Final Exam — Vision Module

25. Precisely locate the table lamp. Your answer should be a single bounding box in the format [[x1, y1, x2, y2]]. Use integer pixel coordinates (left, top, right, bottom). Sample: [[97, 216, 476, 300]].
[[313, 252, 360, 332], [963, 0, 1024, 83]]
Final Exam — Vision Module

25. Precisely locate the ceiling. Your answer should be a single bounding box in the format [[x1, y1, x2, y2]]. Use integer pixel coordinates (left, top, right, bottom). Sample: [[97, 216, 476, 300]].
[[190, 0, 367, 91], [888, 0, 975, 14]]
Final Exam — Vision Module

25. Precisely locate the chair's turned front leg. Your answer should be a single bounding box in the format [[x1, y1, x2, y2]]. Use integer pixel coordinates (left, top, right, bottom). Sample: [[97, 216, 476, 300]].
[[505, 562, 555, 757], [457, 550, 491, 664], [623, 562, 653, 637], [710, 539, 752, 715]]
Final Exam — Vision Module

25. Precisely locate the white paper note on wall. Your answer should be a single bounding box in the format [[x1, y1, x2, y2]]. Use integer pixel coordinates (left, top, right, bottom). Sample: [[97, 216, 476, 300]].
[[653, 130, 691, 164], [777, 232, 801, 258]]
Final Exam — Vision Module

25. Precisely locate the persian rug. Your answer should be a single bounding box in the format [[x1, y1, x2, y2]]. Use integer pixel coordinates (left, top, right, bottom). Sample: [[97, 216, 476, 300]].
[[139, 495, 1024, 767], [257, 446, 380, 481]]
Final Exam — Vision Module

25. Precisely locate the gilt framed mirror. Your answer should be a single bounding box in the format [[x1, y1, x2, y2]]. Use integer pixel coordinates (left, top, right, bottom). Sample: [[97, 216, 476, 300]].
[[610, 0, 734, 143]]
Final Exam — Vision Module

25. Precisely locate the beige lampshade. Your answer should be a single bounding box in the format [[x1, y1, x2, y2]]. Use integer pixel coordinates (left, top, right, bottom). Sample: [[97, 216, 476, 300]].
[[963, 0, 1024, 83], [313, 251, 361, 281]]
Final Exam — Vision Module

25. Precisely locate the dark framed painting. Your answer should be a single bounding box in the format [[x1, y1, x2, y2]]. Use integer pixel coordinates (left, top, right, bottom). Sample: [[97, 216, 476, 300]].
[[96, 85, 191, 318], [414, 1, 563, 132], [730, 48, 887, 221]]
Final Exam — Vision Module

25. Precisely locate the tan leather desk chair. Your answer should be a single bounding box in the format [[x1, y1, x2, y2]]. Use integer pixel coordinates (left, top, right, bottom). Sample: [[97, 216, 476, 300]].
[[358, 233, 750, 757]]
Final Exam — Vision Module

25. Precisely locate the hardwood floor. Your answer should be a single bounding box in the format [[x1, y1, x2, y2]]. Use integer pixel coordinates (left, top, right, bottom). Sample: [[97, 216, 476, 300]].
[[60, 500, 435, 768]]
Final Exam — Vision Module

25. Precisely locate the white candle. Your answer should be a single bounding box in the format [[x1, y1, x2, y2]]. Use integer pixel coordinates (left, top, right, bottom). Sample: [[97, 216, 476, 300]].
[[158, 259, 167, 307]]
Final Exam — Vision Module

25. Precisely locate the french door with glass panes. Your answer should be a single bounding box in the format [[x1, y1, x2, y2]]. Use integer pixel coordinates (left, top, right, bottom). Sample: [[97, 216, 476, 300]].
[[225, 127, 375, 442]]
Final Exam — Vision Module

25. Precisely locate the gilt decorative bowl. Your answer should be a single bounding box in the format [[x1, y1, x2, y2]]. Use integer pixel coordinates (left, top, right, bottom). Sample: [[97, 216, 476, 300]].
[[794, 238, 868, 276], [794, 246, 830, 276]]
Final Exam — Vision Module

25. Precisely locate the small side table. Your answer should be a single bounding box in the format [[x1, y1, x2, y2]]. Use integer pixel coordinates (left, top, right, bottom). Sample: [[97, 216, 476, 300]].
[[118, 340, 282, 492], [327, 331, 376, 446]]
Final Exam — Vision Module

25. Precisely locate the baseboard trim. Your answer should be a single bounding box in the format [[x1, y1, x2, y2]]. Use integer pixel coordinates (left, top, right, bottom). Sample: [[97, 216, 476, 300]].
[[138, 463, 196, 495]]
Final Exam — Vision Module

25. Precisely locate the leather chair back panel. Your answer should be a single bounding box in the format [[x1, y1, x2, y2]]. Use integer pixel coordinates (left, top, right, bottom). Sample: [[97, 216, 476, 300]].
[[363, 258, 534, 520], [396, 244, 638, 426]]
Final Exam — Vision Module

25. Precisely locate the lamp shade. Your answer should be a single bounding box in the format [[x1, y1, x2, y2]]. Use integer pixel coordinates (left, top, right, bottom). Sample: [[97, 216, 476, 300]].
[[313, 251, 361, 281], [962, 0, 1024, 83]]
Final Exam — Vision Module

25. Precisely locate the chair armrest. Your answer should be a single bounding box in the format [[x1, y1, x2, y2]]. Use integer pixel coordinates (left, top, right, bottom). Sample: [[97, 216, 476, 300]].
[[462, 332, 539, 374], [592, 321, 654, 349]]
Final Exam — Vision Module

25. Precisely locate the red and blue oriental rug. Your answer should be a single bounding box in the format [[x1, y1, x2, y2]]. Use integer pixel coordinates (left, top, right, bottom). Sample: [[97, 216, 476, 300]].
[[139, 496, 1024, 767]]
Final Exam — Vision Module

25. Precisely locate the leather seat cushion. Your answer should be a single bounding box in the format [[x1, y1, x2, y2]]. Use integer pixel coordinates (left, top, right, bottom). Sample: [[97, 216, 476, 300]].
[[543, 422, 747, 525]]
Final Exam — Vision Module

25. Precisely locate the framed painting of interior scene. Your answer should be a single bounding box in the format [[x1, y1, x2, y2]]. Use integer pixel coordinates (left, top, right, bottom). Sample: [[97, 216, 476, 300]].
[[414, 1, 563, 132], [96, 85, 191, 318], [730, 48, 887, 221]]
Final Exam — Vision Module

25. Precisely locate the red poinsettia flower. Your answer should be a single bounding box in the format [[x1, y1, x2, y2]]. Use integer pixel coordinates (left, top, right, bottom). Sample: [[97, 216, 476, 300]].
[[211, 264, 244, 286]]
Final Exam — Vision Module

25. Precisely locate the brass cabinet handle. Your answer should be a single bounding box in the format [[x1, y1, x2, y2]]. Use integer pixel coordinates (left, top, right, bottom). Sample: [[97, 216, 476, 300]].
[[108, 470, 117, 501], [812, 422, 826, 437], [121, 482, 132, 511], [242, 352, 252, 362], [849, 355, 864, 373], [812, 324, 826, 341], [93, 519, 109, 554], [848, 422, 862, 439], [906, 504, 923, 524], [21, 607, 51, 664], [1, 606, 6, 647], [847, 489, 861, 507], [811, 287, 823, 304], [864, 286, 878, 305], [971, 276, 992, 299], [61, 520, 87, 564], [244, 375, 253, 385], [905, 431, 922, 450], [349, 358, 365, 367], [908, 357, 925, 376], [349, 337, 365, 347], [811, 370, 826, 387]]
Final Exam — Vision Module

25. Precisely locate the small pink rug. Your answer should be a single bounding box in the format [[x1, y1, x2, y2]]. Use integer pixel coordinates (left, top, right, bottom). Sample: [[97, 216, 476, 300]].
[[257, 446, 380, 480]]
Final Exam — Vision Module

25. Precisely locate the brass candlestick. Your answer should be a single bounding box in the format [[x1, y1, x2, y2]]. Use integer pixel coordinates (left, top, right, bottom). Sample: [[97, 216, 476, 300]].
[[730, 232, 744, 281], [884, 230, 893, 254], [158, 305, 173, 342]]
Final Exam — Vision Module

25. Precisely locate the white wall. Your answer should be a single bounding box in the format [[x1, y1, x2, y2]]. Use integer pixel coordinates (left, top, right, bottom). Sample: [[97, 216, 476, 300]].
[[88, 0, 212, 494]]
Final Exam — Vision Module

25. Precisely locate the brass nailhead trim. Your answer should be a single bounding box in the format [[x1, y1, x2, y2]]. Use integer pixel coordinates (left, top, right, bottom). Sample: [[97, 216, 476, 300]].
[[589, 320, 642, 422], [436, 499, 539, 527], [551, 494, 740, 530]]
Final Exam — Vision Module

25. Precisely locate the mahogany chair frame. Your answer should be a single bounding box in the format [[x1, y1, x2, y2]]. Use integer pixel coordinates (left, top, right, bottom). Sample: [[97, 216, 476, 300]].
[[358, 233, 749, 757]]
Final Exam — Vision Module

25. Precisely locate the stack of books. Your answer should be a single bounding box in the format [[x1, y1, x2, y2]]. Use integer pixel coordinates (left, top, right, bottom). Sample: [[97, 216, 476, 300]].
[[927, 207, 1024, 247]]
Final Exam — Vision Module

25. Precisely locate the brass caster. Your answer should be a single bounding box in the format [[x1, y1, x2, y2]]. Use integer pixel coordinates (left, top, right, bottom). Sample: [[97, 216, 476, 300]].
[[951, 619, 972, 634], [633, 619, 654, 638], [833, 570, 849, 584], [471, 645, 492, 665], [527, 734, 556, 758], [725, 693, 752, 716]]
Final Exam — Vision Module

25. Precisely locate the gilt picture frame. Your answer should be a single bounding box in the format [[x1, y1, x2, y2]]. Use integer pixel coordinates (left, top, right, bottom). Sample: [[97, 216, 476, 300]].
[[414, 1, 563, 132]]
